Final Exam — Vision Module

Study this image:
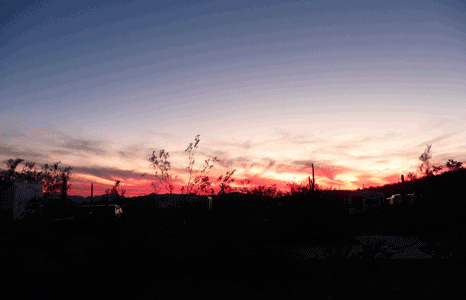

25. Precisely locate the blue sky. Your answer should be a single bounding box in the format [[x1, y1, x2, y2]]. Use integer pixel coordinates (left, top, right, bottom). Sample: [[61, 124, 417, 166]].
[[1, 0, 466, 196]]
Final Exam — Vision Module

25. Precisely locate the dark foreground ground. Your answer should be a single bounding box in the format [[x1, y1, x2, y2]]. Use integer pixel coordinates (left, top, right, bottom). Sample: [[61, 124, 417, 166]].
[[1, 199, 465, 300]]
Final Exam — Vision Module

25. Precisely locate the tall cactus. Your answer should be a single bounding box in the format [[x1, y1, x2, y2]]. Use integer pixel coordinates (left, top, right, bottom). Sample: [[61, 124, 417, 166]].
[[307, 164, 315, 194]]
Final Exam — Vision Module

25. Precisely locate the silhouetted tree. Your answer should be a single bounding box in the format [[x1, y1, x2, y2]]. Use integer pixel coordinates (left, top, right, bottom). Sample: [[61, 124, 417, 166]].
[[149, 149, 177, 194], [20, 161, 43, 182], [446, 159, 463, 172], [418, 144, 443, 177], [186, 158, 223, 195], [184, 166, 228, 196], [285, 181, 309, 197], [419, 144, 432, 177], [247, 185, 279, 199], [236, 178, 253, 194], [432, 165, 443, 176], [103, 180, 126, 202], [106, 180, 126, 197], [39, 161, 73, 196], [0, 158, 24, 181], [190, 175, 215, 196], [181, 134, 219, 195], [0, 158, 72, 196], [213, 169, 236, 196], [407, 172, 417, 181]]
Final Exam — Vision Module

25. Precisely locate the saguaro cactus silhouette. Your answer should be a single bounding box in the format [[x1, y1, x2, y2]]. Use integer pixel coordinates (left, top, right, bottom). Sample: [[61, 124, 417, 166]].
[[308, 163, 315, 192]]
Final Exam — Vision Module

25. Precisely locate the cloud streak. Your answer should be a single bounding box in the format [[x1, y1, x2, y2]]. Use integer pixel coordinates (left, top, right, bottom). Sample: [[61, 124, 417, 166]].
[[62, 138, 106, 155], [417, 133, 458, 148]]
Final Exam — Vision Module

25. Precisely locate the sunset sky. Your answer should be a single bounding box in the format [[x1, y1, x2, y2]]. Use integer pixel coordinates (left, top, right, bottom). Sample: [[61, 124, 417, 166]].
[[1, 0, 466, 197]]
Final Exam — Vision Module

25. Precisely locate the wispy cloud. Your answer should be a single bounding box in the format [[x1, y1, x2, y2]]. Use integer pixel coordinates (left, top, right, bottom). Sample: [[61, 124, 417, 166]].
[[262, 158, 276, 172], [143, 130, 177, 140], [49, 149, 74, 156], [62, 138, 106, 155], [0, 119, 107, 161], [417, 133, 457, 148], [72, 165, 139, 180], [118, 143, 146, 160], [0, 120, 26, 138], [0, 143, 49, 161], [434, 152, 466, 164], [212, 137, 277, 150]]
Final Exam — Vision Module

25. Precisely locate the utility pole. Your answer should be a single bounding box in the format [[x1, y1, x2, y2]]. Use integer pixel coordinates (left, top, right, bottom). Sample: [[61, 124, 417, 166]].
[[61, 174, 68, 217], [61, 174, 67, 201], [91, 183, 93, 203], [401, 174, 405, 196]]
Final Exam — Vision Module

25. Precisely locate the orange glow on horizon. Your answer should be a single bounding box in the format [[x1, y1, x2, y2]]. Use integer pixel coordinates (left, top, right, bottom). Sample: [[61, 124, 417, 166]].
[[65, 166, 423, 197]]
